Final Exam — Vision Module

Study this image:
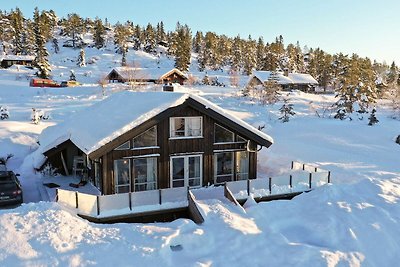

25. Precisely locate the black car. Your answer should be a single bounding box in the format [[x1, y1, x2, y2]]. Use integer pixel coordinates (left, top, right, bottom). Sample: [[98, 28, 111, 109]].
[[0, 171, 23, 206]]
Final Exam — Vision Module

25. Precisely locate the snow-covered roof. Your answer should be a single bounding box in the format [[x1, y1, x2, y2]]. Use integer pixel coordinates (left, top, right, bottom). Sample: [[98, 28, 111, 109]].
[[251, 71, 318, 85], [0, 55, 35, 61], [35, 91, 273, 166], [110, 67, 187, 81]]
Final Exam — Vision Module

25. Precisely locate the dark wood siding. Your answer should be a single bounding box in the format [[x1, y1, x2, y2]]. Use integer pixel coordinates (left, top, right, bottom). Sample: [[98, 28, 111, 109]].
[[93, 102, 268, 195]]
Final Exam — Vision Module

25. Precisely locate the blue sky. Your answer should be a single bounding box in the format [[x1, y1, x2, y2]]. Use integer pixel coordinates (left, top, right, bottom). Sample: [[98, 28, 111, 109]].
[[2, 0, 399, 64]]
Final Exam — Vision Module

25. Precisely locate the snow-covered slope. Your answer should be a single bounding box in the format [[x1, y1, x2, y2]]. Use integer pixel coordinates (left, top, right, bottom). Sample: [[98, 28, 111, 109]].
[[0, 43, 399, 266]]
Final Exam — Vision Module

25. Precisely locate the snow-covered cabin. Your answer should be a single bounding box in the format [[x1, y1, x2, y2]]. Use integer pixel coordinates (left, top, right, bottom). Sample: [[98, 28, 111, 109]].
[[33, 91, 273, 195], [0, 55, 35, 68], [248, 70, 318, 92], [106, 67, 187, 85]]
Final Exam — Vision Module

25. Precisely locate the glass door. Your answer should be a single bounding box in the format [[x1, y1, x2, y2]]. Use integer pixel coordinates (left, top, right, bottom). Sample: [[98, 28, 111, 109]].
[[171, 155, 202, 188]]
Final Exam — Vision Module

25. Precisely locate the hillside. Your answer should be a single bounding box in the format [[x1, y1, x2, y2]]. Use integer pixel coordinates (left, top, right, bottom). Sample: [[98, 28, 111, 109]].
[[0, 42, 399, 267]]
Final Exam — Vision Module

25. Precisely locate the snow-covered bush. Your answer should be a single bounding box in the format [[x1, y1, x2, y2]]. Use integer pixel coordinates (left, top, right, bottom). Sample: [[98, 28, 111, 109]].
[[41, 162, 58, 177], [31, 108, 49, 124], [0, 106, 9, 120]]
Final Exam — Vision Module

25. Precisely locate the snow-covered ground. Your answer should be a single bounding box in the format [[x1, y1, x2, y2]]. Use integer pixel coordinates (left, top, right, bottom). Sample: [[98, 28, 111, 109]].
[[0, 45, 399, 266]]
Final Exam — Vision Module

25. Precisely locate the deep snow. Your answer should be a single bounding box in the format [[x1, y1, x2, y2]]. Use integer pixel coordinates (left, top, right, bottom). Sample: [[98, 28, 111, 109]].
[[0, 43, 399, 266]]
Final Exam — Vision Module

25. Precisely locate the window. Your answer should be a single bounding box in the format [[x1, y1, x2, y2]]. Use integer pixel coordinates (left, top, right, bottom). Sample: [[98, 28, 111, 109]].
[[171, 155, 202, 188], [132, 157, 157, 191], [236, 151, 249, 180], [170, 117, 202, 138], [214, 152, 234, 184], [236, 135, 247, 143], [132, 126, 157, 148], [214, 124, 234, 143], [114, 159, 130, 193], [115, 141, 130, 150]]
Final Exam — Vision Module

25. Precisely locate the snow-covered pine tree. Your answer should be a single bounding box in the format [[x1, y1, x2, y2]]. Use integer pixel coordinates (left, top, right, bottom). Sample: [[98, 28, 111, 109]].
[[156, 21, 166, 43], [173, 23, 191, 72], [256, 37, 265, 70], [368, 108, 379, 126], [21, 20, 36, 55], [77, 49, 86, 67], [192, 31, 203, 54], [69, 70, 76, 81], [121, 44, 127, 66], [33, 8, 51, 79], [93, 17, 105, 49], [279, 98, 295, 122], [243, 35, 256, 75], [9, 8, 24, 55], [231, 35, 242, 72], [63, 13, 84, 48]]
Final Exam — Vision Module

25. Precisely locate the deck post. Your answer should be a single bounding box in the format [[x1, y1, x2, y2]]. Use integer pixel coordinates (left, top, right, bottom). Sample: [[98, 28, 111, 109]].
[[291, 161, 294, 169], [302, 164, 305, 171], [328, 171, 331, 183], [55, 189, 59, 202], [159, 189, 162, 205], [96, 195, 100, 216], [315, 167, 318, 172], [247, 179, 250, 196], [129, 192, 132, 211], [289, 175, 292, 188], [269, 177, 272, 194], [309, 173, 312, 189], [75, 192, 79, 209]]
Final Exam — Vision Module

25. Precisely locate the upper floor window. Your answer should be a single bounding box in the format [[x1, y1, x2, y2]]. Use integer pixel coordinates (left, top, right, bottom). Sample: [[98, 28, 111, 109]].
[[132, 126, 157, 148], [214, 124, 234, 143], [170, 117, 202, 138], [115, 141, 130, 150]]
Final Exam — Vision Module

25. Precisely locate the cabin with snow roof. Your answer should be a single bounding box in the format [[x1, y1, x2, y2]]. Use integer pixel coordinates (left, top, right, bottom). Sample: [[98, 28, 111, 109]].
[[248, 70, 318, 92], [106, 67, 187, 85], [34, 91, 273, 196], [0, 55, 35, 68]]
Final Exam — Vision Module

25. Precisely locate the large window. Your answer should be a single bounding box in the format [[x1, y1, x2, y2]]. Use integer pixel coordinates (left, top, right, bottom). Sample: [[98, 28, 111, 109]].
[[236, 151, 249, 180], [132, 126, 157, 148], [115, 141, 130, 150], [132, 157, 157, 191], [214, 124, 234, 143], [170, 117, 202, 138], [214, 152, 234, 184], [171, 155, 202, 188], [114, 159, 130, 193]]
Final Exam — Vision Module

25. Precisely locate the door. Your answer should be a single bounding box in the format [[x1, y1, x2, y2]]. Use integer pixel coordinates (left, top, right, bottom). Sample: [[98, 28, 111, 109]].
[[171, 155, 202, 188]]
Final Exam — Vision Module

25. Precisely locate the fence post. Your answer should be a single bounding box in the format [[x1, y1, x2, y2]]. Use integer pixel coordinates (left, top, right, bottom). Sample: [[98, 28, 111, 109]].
[[291, 161, 294, 169], [315, 167, 318, 172], [269, 177, 272, 194], [289, 175, 292, 188], [302, 164, 305, 171], [328, 171, 331, 183], [75, 191, 78, 209], [309, 173, 312, 189], [96, 195, 100, 216], [247, 179, 250, 196], [159, 189, 162, 205], [55, 189, 59, 202], [129, 192, 132, 211]]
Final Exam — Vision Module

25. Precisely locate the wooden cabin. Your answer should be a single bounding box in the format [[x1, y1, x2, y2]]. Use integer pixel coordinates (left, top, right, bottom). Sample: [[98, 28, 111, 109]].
[[35, 91, 273, 196], [248, 71, 319, 92], [106, 67, 187, 85], [0, 55, 35, 68]]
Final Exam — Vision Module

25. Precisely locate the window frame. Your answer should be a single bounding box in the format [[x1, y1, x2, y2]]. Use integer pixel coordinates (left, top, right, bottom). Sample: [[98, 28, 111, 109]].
[[114, 141, 130, 150], [132, 126, 158, 149], [214, 124, 235, 144], [169, 116, 203, 139], [170, 154, 203, 188], [213, 152, 234, 185], [114, 159, 131, 194], [132, 157, 158, 192]]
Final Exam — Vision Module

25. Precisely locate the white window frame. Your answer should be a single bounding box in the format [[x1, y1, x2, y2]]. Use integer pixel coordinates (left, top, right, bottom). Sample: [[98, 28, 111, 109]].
[[235, 151, 249, 181], [114, 159, 131, 194], [132, 126, 158, 149], [132, 157, 158, 192], [114, 141, 130, 150], [214, 124, 235, 144], [213, 152, 234, 185], [170, 154, 203, 188], [170, 116, 203, 139]]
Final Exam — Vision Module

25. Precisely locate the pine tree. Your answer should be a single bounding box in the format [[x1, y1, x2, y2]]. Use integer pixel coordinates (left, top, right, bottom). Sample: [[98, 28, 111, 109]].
[[368, 108, 379, 126], [33, 8, 51, 79], [156, 21, 166, 43], [93, 17, 105, 49], [63, 13, 84, 48], [121, 44, 127, 66], [279, 98, 295, 122], [256, 37, 265, 70], [144, 23, 156, 54], [173, 23, 191, 72], [192, 31, 203, 53], [9, 8, 24, 55], [243, 35, 256, 75], [77, 49, 86, 67], [387, 61, 398, 85]]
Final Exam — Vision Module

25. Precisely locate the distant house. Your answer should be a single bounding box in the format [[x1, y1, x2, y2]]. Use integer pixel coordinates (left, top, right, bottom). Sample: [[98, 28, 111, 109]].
[[0, 55, 35, 68], [248, 70, 318, 92], [34, 91, 273, 195], [106, 67, 187, 85]]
